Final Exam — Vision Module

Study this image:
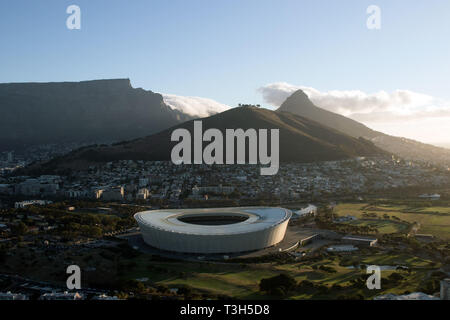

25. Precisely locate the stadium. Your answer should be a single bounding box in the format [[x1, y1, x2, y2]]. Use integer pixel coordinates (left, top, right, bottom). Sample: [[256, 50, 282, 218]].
[[134, 207, 292, 254]]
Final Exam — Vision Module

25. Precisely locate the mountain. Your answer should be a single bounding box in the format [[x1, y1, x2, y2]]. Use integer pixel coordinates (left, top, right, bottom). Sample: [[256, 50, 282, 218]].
[[278, 90, 379, 139], [0, 79, 192, 151], [28, 107, 385, 173], [278, 90, 450, 166]]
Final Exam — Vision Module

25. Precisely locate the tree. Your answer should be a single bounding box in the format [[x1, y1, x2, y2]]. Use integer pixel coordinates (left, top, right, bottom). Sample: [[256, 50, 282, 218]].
[[0, 248, 6, 263], [259, 274, 297, 296], [178, 285, 193, 296], [11, 222, 28, 236], [120, 279, 146, 294]]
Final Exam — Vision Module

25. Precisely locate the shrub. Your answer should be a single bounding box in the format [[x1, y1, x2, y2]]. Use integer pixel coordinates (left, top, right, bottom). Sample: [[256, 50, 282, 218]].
[[259, 274, 297, 296]]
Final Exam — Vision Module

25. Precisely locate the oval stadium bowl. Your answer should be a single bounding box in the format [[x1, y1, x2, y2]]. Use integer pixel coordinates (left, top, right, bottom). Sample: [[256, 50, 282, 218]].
[[134, 207, 292, 254]]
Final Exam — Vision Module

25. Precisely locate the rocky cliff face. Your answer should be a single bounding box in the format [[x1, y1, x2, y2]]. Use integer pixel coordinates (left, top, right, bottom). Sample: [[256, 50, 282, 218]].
[[0, 79, 191, 150]]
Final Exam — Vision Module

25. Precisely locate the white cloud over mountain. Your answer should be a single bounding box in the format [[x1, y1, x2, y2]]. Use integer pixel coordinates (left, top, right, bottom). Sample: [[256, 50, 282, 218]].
[[162, 94, 231, 118], [258, 82, 303, 107], [259, 82, 450, 120], [258, 82, 450, 145]]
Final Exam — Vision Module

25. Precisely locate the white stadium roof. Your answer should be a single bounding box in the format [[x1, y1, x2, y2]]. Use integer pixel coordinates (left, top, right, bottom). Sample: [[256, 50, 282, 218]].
[[134, 207, 291, 236]]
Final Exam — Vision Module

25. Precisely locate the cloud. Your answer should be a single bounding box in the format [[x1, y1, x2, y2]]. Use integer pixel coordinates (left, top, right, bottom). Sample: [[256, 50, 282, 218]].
[[258, 82, 450, 122], [258, 82, 302, 106], [162, 94, 231, 118]]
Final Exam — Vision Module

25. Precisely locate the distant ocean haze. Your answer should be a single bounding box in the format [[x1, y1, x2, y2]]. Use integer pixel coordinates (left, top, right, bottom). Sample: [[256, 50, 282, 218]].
[[433, 142, 450, 149]]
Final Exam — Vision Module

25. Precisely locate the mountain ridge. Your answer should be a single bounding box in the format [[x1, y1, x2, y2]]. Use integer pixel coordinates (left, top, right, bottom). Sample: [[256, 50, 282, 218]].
[[0, 79, 192, 151], [277, 89, 450, 166], [25, 106, 386, 174]]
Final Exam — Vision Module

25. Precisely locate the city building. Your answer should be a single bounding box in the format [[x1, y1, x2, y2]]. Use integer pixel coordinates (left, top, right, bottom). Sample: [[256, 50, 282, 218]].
[[374, 292, 439, 300], [0, 292, 28, 300], [341, 235, 378, 247], [419, 193, 441, 200], [295, 204, 318, 217], [0, 184, 12, 194], [101, 186, 124, 201], [14, 200, 53, 209], [7, 151, 14, 163], [92, 294, 121, 300], [327, 245, 359, 252], [300, 234, 321, 246], [93, 188, 104, 199], [136, 188, 151, 200], [334, 215, 357, 223], [195, 185, 235, 195], [40, 291, 84, 300], [138, 178, 149, 187]]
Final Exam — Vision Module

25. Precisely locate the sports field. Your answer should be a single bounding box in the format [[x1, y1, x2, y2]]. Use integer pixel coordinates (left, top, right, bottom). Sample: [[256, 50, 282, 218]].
[[334, 202, 450, 239]]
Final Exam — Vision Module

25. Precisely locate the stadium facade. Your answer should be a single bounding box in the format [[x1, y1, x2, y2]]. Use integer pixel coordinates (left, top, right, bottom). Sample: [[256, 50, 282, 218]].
[[134, 207, 292, 254]]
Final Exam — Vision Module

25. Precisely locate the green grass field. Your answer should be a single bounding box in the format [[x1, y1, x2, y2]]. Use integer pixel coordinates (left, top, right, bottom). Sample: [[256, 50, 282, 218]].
[[115, 250, 439, 299], [334, 202, 450, 239], [343, 219, 409, 234]]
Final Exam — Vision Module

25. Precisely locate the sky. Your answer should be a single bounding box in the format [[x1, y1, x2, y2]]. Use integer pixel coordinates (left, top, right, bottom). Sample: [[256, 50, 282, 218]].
[[0, 0, 449, 146]]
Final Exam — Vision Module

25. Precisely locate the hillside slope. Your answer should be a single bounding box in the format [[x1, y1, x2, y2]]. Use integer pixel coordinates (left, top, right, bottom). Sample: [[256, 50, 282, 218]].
[[30, 107, 385, 173], [278, 90, 450, 166]]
